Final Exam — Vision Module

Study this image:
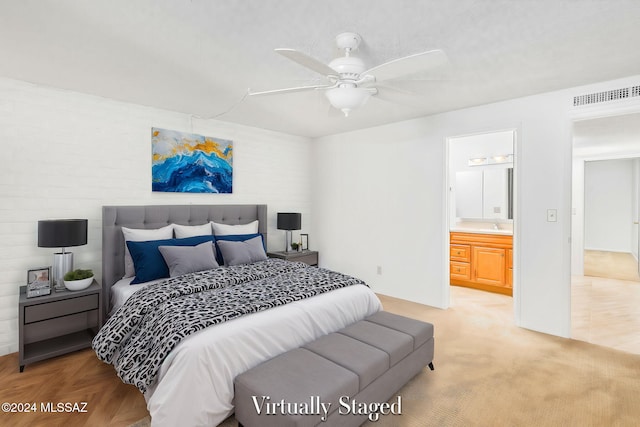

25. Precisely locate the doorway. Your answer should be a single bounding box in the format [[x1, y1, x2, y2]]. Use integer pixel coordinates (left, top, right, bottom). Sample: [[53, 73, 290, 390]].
[[583, 158, 640, 282], [571, 112, 640, 355], [447, 129, 516, 306]]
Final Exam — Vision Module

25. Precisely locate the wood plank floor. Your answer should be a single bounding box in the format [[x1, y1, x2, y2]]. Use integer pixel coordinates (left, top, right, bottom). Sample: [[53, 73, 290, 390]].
[[0, 348, 148, 427]]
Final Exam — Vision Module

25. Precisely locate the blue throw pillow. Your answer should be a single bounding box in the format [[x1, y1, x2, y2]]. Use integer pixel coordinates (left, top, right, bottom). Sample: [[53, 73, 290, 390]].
[[127, 235, 216, 284], [213, 233, 265, 265]]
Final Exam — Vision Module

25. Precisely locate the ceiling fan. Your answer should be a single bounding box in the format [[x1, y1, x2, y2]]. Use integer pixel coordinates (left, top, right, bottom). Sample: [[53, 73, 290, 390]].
[[249, 32, 448, 117]]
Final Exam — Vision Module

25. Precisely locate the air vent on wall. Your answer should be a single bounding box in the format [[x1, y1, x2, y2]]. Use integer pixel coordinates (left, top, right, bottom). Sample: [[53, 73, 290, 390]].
[[573, 85, 640, 107]]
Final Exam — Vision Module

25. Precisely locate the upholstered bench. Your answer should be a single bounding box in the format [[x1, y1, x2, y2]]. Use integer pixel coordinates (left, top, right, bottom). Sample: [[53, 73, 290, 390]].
[[234, 311, 434, 427]]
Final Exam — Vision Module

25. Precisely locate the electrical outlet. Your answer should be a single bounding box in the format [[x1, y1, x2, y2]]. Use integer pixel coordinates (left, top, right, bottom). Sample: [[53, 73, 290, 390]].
[[547, 209, 557, 222], [377, 266, 382, 275]]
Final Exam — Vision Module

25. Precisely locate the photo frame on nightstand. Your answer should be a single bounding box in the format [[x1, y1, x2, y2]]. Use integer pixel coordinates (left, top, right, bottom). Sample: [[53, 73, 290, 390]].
[[26, 266, 52, 298], [300, 234, 309, 251]]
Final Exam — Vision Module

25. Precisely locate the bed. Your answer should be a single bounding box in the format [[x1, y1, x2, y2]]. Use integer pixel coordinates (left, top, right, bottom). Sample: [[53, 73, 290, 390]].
[[95, 204, 382, 426]]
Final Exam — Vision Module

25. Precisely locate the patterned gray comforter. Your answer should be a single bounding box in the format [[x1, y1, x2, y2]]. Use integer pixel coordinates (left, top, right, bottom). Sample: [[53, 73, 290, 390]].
[[92, 258, 366, 393]]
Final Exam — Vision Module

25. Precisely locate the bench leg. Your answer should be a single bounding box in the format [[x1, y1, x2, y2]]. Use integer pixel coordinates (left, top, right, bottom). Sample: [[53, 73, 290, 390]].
[[428, 362, 434, 371]]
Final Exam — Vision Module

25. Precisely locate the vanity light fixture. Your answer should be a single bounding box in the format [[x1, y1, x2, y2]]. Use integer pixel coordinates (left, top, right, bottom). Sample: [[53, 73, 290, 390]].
[[488, 154, 513, 164], [468, 157, 488, 166]]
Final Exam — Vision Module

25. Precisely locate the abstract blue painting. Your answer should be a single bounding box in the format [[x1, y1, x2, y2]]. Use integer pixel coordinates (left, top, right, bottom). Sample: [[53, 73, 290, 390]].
[[151, 127, 233, 193]]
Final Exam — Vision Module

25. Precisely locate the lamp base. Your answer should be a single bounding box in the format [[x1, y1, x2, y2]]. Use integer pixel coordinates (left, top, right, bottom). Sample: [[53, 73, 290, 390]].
[[52, 252, 73, 292], [284, 230, 293, 253]]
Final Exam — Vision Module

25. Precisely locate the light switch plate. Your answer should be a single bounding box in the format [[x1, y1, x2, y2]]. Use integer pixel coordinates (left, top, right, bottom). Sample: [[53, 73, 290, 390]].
[[547, 209, 557, 222]]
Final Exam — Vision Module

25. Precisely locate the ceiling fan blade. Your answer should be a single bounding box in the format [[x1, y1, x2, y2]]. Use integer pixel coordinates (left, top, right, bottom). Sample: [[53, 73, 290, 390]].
[[248, 84, 333, 97], [374, 84, 428, 108], [275, 48, 338, 77], [365, 49, 449, 82]]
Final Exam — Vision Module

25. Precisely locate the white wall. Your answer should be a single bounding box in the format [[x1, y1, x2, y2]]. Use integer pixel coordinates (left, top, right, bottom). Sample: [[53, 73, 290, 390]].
[[584, 159, 633, 252], [0, 77, 313, 356], [312, 74, 640, 339], [312, 90, 571, 337]]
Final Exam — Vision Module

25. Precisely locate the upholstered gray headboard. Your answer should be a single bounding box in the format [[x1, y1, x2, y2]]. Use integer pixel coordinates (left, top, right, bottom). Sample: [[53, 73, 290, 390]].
[[102, 204, 267, 315]]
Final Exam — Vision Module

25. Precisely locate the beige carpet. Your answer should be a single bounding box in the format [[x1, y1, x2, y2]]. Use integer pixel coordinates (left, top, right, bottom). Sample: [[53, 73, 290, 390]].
[[584, 250, 640, 282], [130, 287, 640, 427]]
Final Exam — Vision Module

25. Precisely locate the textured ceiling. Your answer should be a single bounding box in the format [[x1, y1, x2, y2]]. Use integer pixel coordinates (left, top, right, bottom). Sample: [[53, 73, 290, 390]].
[[1, 0, 639, 138]]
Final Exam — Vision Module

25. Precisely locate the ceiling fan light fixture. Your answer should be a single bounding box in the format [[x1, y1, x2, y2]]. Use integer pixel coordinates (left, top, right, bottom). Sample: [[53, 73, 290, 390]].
[[325, 87, 371, 117]]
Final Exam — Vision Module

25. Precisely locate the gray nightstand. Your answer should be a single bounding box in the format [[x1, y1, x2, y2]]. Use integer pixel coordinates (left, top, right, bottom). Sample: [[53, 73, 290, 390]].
[[267, 250, 318, 266], [18, 280, 102, 372]]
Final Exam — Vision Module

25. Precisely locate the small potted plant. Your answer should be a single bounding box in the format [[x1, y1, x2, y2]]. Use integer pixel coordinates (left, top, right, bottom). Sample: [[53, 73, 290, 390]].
[[63, 269, 94, 291]]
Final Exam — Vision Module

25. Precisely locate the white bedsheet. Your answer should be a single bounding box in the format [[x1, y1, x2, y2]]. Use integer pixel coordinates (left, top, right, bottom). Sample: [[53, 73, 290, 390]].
[[141, 284, 382, 427], [109, 277, 157, 315]]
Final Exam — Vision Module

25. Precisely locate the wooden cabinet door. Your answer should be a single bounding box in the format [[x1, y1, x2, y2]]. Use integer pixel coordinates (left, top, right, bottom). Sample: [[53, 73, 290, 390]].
[[473, 246, 506, 287]]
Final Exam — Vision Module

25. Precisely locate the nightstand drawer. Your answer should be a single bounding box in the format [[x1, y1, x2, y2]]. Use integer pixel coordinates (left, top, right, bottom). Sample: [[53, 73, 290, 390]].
[[267, 250, 319, 266], [293, 253, 318, 266], [24, 294, 99, 324]]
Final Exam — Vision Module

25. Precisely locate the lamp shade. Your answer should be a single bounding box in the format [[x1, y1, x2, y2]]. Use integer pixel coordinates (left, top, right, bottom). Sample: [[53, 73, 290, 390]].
[[38, 219, 88, 248], [277, 213, 301, 231]]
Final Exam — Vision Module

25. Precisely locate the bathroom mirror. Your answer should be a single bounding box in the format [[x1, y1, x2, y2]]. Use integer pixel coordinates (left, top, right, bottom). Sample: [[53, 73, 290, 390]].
[[456, 168, 513, 220]]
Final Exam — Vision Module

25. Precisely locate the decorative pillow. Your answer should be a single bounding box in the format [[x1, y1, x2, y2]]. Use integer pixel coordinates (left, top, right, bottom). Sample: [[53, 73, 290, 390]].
[[158, 241, 218, 277], [216, 236, 268, 266], [127, 235, 216, 284], [213, 233, 265, 265], [173, 223, 213, 239], [122, 225, 174, 278], [211, 220, 259, 236]]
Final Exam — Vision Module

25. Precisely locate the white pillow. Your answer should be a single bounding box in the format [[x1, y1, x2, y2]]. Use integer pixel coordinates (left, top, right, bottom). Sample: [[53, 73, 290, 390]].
[[211, 220, 259, 236], [173, 223, 213, 239], [121, 224, 174, 278]]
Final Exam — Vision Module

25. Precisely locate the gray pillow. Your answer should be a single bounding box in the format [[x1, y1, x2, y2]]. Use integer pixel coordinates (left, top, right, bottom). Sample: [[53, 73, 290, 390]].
[[158, 242, 219, 277], [216, 236, 268, 266]]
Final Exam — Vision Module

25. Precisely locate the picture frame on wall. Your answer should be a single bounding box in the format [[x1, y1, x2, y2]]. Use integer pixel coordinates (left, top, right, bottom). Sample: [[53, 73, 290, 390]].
[[26, 266, 52, 298]]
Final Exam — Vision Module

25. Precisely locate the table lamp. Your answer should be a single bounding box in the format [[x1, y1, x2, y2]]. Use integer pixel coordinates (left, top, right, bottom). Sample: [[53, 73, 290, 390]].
[[38, 219, 88, 291], [277, 213, 301, 252]]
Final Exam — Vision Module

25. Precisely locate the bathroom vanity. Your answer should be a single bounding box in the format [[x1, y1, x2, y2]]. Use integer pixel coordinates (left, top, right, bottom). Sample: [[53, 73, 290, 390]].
[[450, 230, 513, 296]]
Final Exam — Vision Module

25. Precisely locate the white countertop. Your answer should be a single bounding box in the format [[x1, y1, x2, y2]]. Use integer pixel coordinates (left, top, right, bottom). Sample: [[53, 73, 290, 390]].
[[450, 227, 513, 236]]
